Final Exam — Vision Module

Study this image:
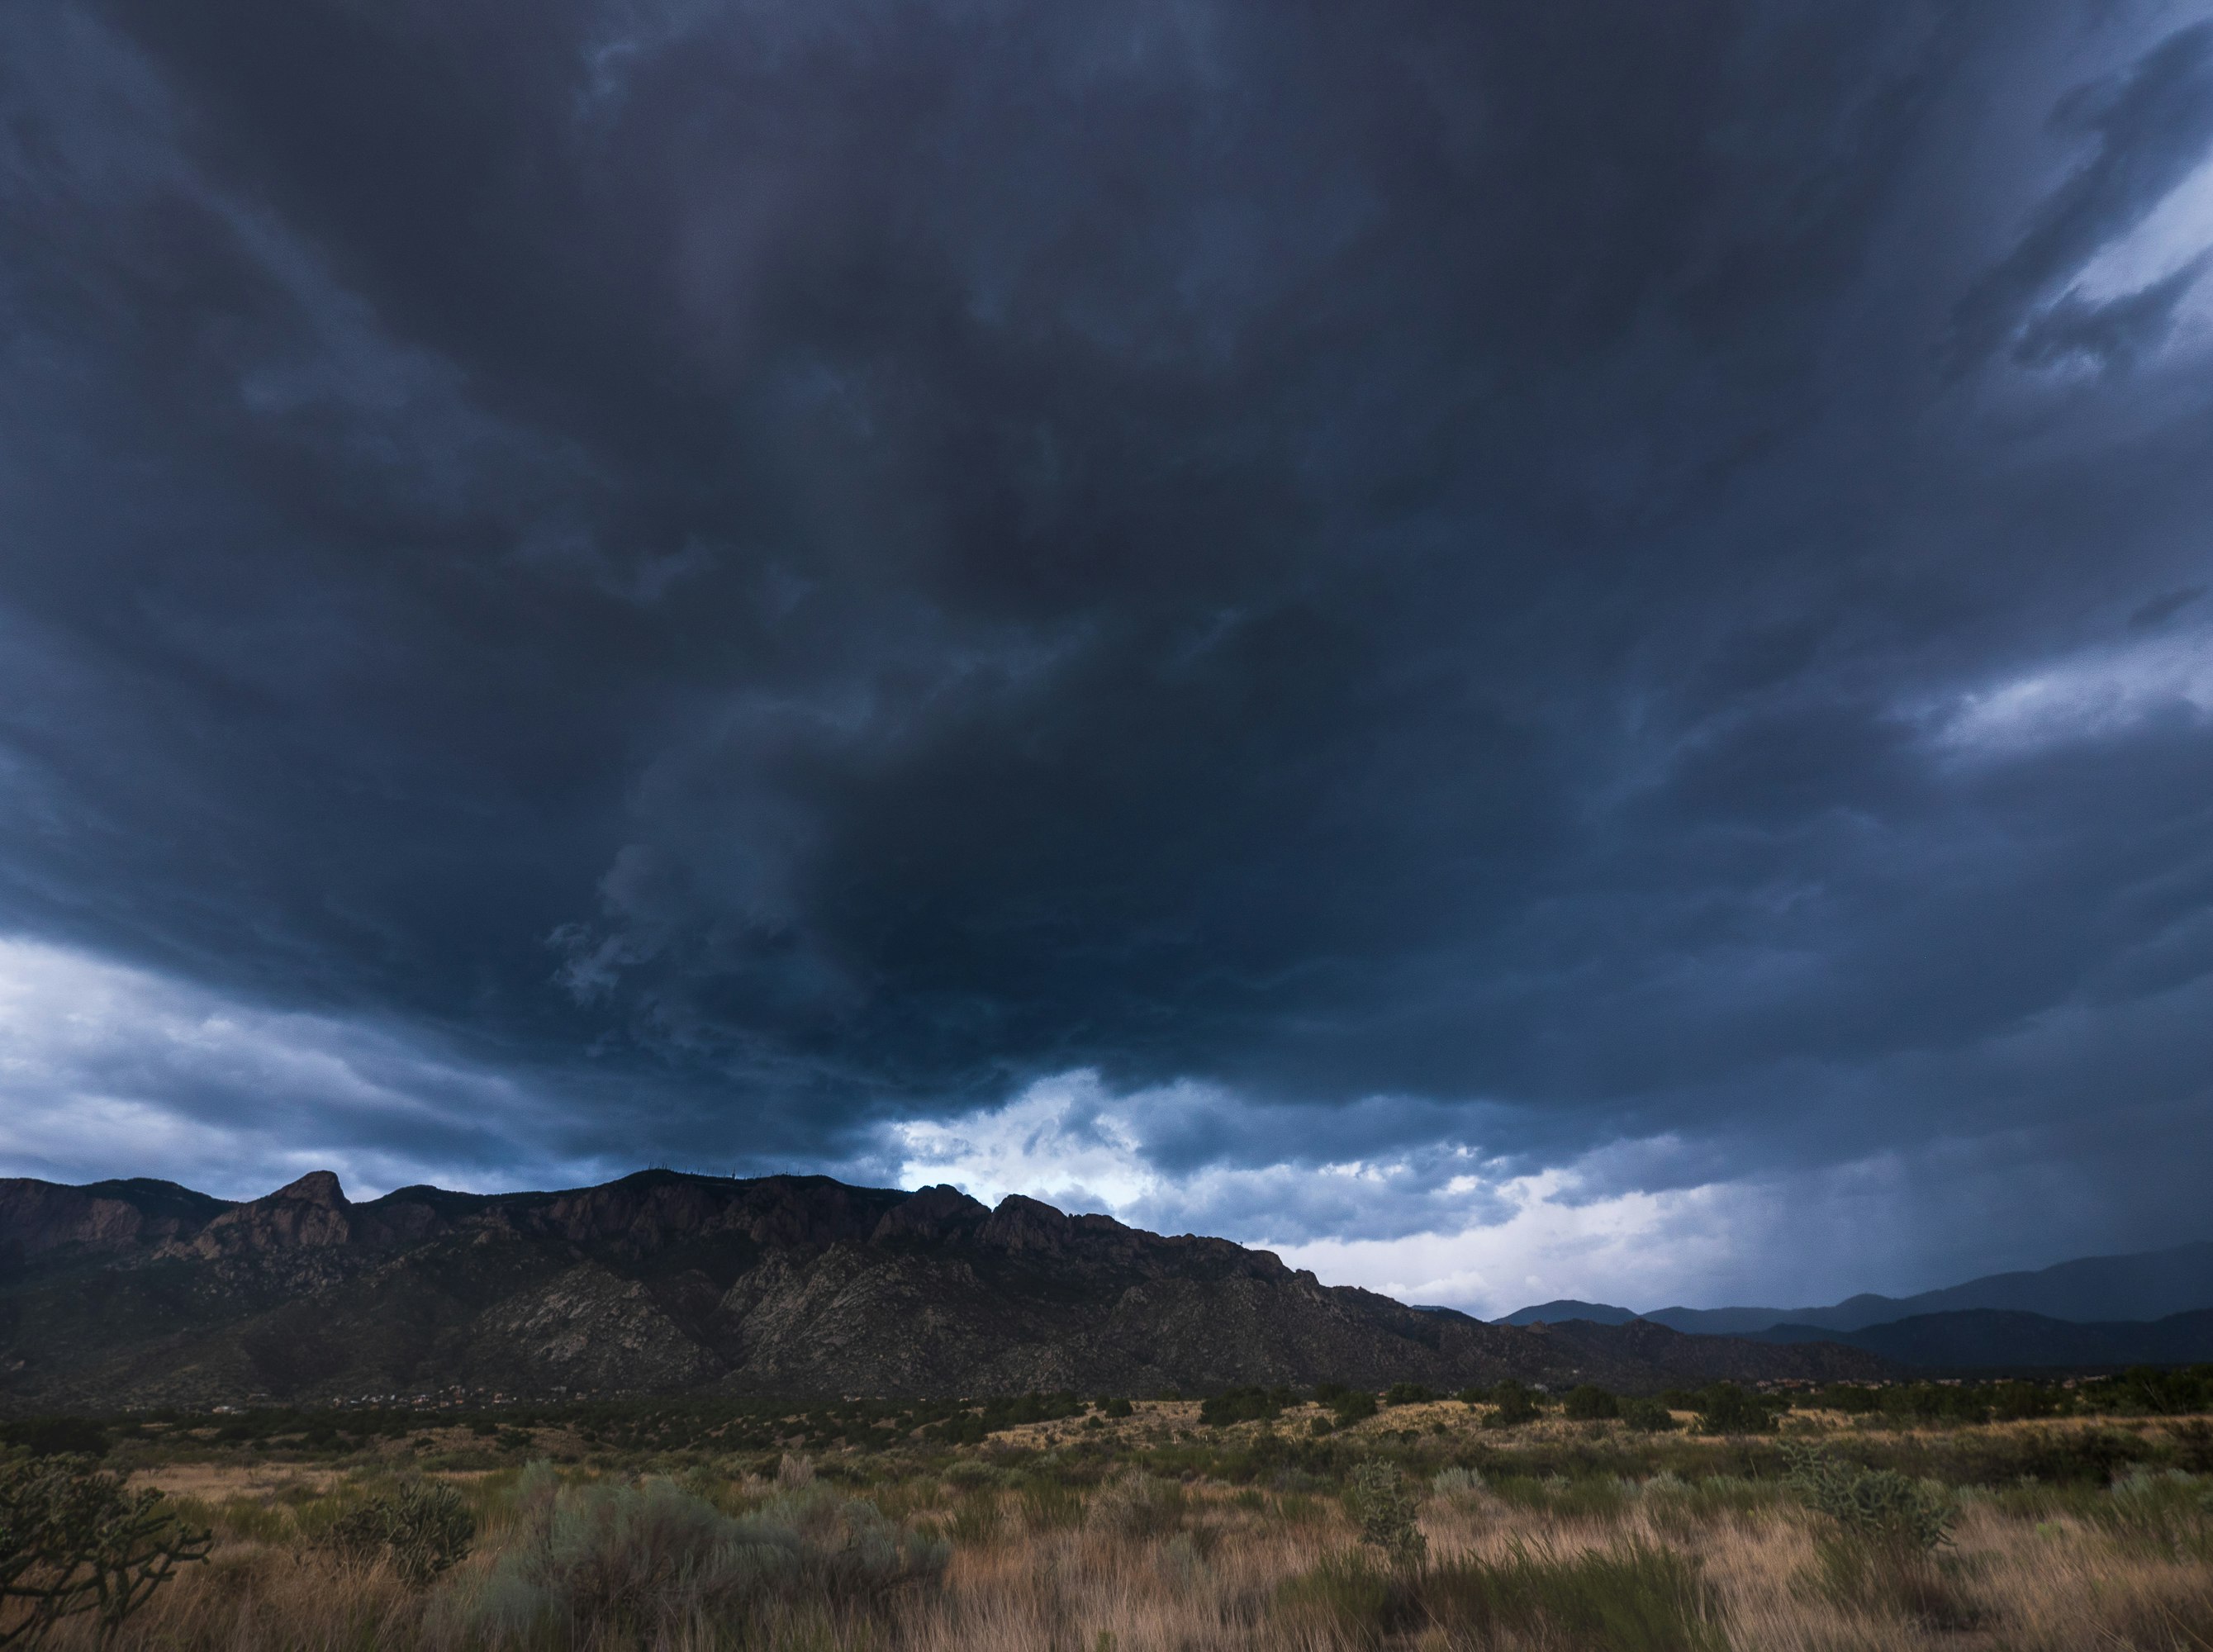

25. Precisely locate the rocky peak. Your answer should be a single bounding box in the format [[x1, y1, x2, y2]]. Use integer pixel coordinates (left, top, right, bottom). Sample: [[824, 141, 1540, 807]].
[[979, 1194, 1077, 1255], [187, 1170, 356, 1256], [871, 1184, 990, 1246], [273, 1170, 348, 1207]]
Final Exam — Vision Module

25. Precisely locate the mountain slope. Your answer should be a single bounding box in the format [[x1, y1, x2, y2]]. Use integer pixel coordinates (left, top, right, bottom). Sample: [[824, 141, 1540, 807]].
[[1492, 1299, 1642, 1327], [0, 1170, 1888, 1408], [1624, 1241, 2213, 1337], [1747, 1308, 2213, 1370]]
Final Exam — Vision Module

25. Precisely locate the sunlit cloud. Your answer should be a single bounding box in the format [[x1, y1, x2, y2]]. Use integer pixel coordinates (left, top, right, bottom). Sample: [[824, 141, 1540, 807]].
[[882, 1069, 1859, 1317], [2075, 154, 2213, 336], [1935, 629, 2213, 755]]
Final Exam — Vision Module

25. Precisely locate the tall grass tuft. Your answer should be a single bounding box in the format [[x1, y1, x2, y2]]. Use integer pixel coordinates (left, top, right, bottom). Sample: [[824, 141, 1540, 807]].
[[1419, 1538, 1722, 1652], [468, 1461, 947, 1647], [1087, 1471, 1187, 1540]]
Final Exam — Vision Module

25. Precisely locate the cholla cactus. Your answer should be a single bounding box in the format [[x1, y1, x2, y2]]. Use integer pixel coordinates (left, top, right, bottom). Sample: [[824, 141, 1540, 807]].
[[325, 1481, 476, 1587], [0, 1455, 210, 1642], [1779, 1441, 1954, 1553], [1345, 1460, 1427, 1569]]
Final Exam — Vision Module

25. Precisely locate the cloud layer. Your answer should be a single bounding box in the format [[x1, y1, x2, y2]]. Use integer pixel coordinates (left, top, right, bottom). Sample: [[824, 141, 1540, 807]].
[[2, 0, 2211, 1308]]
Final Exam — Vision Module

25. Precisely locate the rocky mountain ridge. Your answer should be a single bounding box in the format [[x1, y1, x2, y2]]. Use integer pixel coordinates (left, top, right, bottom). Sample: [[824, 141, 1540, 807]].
[[0, 1170, 1888, 1408]]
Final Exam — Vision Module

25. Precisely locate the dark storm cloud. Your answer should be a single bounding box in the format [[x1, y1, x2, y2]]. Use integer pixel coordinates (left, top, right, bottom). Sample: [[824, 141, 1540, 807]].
[[2, 0, 2212, 1289]]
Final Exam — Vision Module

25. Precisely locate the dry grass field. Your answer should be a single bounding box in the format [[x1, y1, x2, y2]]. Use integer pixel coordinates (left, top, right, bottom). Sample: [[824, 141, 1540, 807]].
[[11, 1390, 2210, 1651]]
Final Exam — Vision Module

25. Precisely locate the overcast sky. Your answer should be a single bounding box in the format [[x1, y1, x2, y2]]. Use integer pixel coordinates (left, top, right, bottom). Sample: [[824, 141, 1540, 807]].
[[3, 1, 2212, 1316]]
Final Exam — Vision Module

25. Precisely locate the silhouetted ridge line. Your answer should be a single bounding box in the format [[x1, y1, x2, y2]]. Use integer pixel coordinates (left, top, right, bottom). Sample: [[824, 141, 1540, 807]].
[[0, 1170, 1884, 1407]]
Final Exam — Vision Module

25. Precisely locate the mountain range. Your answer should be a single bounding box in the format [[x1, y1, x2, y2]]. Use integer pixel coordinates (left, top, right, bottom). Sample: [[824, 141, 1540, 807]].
[[0, 1170, 1888, 1410], [1746, 1308, 2213, 1370], [1497, 1242, 2213, 1370]]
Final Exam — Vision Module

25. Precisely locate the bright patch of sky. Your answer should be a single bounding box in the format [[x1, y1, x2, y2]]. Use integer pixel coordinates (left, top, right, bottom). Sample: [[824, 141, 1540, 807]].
[[0, 935, 579, 1200], [1938, 628, 2213, 755], [2076, 153, 2213, 336], [884, 1068, 1920, 1318]]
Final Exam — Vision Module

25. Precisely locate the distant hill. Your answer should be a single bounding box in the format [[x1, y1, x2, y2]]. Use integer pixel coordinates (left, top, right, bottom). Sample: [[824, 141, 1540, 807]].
[[1493, 1299, 1642, 1327], [1489, 1241, 2213, 1338], [0, 1170, 1888, 1410], [1746, 1307, 2213, 1370]]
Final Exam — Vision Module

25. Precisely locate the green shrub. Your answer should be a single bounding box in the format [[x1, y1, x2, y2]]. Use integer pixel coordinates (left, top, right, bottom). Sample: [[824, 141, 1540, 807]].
[[1317, 1384, 1380, 1424], [1199, 1387, 1291, 1427], [1484, 1380, 1540, 1428], [1622, 1397, 1679, 1432], [1693, 1384, 1774, 1436], [1564, 1384, 1620, 1422], [323, 1480, 476, 1586], [1483, 1473, 1631, 1522], [0, 1421, 109, 1461], [1780, 1442, 1954, 1553], [0, 1454, 209, 1645], [928, 1412, 990, 1446], [1344, 1460, 1426, 1570], [1382, 1384, 1437, 1408], [1099, 1398, 1134, 1419], [2169, 1420, 2213, 1475], [2100, 1467, 2213, 1563]]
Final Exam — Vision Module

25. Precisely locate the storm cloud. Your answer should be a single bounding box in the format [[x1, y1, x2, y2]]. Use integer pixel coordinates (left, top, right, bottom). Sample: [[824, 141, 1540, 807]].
[[2, 0, 2211, 1313]]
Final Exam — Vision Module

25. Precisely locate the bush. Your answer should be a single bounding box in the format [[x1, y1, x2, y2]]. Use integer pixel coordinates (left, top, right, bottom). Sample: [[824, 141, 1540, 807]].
[[1484, 1381, 1540, 1428], [1200, 1386, 1292, 1427], [928, 1412, 990, 1446], [1780, 1442, 1954, 1554], [1622, 1398, 1679, 1432], [2099, 1468, 2213, 1563], [0, 1421, 109, 1461], [1, 1454, 209, 1645], [1564, 1384, 1619, 1421], [2169, 1420, 2213, 1475], [474, 1464, 946, 1645], [1344, 1460, 1426, 1570], [1099, 1397, 1134, 1419], [323, 1480, 476, 1586], [1692, 1384, 1774, 1436], [1382, 1384, 1437, 1408], [1431, 1466, 1485, 1500], [1317, 1384, 1380, 1425]]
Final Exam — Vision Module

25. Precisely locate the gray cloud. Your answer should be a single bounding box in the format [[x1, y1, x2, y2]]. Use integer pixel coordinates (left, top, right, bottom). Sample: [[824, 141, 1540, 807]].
[[2, 0, 2211, 1302]]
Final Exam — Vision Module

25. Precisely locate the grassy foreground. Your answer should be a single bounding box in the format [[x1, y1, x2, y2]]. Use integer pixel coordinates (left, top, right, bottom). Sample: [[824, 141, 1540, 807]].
[[13, 1392, 2213, 1650]]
